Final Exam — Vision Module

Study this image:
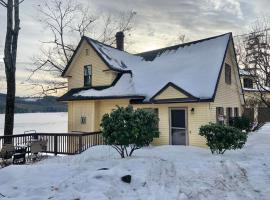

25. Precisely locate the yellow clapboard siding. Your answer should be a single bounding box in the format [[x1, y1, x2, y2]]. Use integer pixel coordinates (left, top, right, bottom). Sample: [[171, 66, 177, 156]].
[[133, 103, 210, 146], [209, 40, 244, 123], [69, 100, 211, 147], [154, 86, 188, 100], [68, 101, 96, 132], [66, 40, 117, 90]]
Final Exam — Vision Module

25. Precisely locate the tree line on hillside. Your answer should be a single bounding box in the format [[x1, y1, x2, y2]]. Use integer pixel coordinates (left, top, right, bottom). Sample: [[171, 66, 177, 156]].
[[0, 93, 66, 113]]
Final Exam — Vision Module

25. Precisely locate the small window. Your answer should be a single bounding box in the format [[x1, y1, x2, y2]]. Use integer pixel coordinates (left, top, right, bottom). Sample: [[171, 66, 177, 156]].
[[84, 65, 92, 87], [225, 64, 231, 84], [85, 49, 89, 56], [216, 107, 224, 125], [81, 116, 87, 124], [243, 78, 253, 88], [226, 107, 232, 125], [234, 107, 239, 117]]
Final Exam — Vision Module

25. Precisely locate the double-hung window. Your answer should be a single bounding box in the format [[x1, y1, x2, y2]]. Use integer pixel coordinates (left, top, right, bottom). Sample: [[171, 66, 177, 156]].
[[243, 78, 253, 88], [216, 107, 224, 125], [84, 65, 92, 87]]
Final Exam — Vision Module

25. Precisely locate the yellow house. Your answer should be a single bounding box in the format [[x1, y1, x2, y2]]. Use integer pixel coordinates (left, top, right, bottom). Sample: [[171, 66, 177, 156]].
[[239, 69, 270, 122], [59, 32, 244, 147], [239, 69, 270, 105]]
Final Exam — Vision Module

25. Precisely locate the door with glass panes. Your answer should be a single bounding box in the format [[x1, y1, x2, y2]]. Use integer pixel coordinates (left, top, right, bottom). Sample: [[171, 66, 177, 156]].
[[170, 108, 187, 145]]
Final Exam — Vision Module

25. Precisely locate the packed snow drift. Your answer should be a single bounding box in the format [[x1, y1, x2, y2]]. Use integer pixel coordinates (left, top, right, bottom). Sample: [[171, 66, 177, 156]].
[[0, 123, 269, 200]]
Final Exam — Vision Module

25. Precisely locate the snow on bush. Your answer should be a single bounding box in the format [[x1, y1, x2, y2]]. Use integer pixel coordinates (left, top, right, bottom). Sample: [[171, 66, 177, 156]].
[[199, 123, 248, 154], [101, 106, 159, 158]]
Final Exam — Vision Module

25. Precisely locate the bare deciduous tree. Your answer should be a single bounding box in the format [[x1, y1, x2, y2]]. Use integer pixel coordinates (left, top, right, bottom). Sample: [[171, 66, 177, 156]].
[[29, 0, 136, 95], [236, 17, 270, 107], [0, 0, 23, 138]]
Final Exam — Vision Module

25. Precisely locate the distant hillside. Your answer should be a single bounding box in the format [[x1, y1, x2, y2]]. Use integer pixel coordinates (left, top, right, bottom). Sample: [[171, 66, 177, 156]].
[[0, 93, 67, 113]]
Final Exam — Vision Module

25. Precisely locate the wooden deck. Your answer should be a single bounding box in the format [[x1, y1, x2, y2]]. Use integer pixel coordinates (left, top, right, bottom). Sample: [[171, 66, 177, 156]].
[[0, 132, 104, 155]]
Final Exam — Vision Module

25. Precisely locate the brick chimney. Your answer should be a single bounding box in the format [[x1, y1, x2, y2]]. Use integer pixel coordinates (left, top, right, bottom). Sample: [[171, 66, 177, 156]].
[[115, 31, 124, 51]]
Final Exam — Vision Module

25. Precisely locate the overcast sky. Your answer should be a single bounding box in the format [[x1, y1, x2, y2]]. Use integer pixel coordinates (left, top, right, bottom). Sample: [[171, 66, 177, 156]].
[[0, 0, 269, 96]]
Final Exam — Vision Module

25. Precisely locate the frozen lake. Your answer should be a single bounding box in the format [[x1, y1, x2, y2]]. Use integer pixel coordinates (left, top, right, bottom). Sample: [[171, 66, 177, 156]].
[[0, 112, 67, 136]]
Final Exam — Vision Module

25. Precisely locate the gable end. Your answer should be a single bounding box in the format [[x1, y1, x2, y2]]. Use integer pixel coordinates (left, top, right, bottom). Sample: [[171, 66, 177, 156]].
[[211, 33, 232, 101], [62, 37, 131, 77], [150, 82, 198, 102]]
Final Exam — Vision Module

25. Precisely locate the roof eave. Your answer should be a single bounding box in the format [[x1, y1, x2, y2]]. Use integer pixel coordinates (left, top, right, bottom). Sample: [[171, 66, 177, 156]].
[[210, 32, 232, 101], [58, 95, 145, 102], [61, 37, 85, 77], [130, 97, 213, 104]]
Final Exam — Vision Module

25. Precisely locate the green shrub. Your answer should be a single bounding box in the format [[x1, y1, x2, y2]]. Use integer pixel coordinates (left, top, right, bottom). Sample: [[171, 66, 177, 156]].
[[230, 117, 251, 132], [199, 123, 248, 154], [100, 106, 159, 158]]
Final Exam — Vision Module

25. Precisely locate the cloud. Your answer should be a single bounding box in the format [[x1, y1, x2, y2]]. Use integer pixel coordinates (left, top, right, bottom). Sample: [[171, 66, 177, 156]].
[[0, 0, 267, 96], [207, 0, 243, 19]]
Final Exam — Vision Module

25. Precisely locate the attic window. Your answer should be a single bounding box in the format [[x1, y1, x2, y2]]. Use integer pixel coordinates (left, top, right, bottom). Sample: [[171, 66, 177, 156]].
[[243, 78, 253, 88], [225, 64, 231, 84], [85, 48, 89, 56], [84, 65, 92, 87]]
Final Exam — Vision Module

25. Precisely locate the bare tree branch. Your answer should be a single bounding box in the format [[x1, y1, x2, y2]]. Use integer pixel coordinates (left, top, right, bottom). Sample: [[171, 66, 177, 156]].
[[0, 0, 7, 7], [30, 0, 136, 96], [236, 16, 270, 107]]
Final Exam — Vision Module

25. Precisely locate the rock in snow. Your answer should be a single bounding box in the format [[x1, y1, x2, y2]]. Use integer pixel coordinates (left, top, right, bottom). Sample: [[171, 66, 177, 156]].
[[121, 175, 132, 183]]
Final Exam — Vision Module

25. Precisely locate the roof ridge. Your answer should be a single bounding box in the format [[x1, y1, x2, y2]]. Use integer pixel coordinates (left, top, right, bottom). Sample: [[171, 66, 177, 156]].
[[136, 32, 232, 56], [83, 32, 232, 58], [83, 36, 132, 54], [83, 36, 116, 49]]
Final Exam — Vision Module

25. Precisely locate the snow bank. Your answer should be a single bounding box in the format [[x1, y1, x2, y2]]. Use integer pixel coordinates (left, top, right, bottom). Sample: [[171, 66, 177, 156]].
[[0, 123, 270, 199]]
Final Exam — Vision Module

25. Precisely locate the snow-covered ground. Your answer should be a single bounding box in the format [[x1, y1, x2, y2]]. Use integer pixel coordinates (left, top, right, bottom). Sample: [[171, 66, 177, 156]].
[[0, 124, 270, 200], [0, 112, 67, 135]]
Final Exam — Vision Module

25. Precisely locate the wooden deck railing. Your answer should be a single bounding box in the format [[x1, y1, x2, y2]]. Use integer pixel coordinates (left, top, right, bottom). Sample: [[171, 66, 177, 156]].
[[0, 132, 104, 155]]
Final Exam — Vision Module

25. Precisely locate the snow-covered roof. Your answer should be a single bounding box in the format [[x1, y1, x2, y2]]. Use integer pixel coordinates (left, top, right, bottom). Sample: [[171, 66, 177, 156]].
[[62, 33, 233, 102], [243, 85, 270, 92], [239, 69, 252, 76], [75, 74, 139, 97], [86, 38, 140, 72]]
